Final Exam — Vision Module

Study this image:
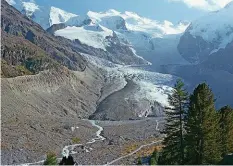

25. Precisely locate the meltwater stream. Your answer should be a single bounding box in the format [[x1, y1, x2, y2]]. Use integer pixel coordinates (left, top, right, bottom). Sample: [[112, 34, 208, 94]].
[[62, 120, 106, 157], [22, 120, 105, 165]]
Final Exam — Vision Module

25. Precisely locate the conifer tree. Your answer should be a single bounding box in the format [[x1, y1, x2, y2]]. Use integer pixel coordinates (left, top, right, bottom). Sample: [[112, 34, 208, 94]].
[[218, 105, 233, 156], [137, 157, 142, 165], [185, 83, 221, 164], [160, 79, 188, 164], [150, 157, 156, 165], [150, 149, 159, 165]]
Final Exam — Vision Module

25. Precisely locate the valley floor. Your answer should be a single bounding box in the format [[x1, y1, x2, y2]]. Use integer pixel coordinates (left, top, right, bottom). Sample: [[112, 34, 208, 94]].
[[2, 117, 164, 165]]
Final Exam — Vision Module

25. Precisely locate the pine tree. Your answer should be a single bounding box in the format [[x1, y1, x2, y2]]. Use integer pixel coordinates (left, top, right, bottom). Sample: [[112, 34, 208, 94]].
[[44, 152, 58, 165], [137, 157, 142, 165], [150, 149, 159, 165], [185, 83, 221, 164], [160, 79, 188, 164], [150, 157, 156, 165], [218, 105, 233, 156]]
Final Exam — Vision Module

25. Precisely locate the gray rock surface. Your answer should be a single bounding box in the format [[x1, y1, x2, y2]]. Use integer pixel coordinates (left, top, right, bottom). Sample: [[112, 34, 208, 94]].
[[1, 65, 104, 164], [178, 31, 216, 64]]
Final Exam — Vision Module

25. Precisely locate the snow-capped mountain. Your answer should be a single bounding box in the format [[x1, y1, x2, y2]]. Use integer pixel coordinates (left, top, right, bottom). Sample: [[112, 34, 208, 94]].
[[7, 0, 189, 69], [170, 1, 233, 108], [178, 1, 233, 64], [7, 0, 77, 29], [6, 0, 233, 108], [53, 9, 189, 70]]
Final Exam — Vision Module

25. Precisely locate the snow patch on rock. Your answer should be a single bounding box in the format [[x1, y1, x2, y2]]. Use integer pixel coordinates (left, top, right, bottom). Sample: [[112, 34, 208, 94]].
[[49, 6, 77, 26], [189, 3, 233, 53], [55, 26, 113, 50]]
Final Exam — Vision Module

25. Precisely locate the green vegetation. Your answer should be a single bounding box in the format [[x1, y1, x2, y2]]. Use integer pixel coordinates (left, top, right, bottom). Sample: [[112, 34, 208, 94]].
[[149, 149, 160, 165], [137, 157, 142, 165], [160, 79, 188, 164], [1, 39, 60, 78], [72, 137, 81, 144], [185, 83, 221, 164], [150, 157, 156, 165], [219, 106, 233, 156], [156, 81, 233, 165], [16, 65, 32, 75], [43, 152, 57, 165]]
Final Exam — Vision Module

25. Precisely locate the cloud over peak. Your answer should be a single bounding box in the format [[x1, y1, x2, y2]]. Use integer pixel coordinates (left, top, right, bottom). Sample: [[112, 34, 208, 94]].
[[169, 0, 233, 11]]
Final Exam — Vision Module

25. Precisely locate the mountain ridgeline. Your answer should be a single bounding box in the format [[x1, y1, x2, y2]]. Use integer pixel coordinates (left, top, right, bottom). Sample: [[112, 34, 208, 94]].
[[7, 0, 233, 108], [1, 0, 233, 165], [1, 1, 166, 164], [1, 0, 148, 78]]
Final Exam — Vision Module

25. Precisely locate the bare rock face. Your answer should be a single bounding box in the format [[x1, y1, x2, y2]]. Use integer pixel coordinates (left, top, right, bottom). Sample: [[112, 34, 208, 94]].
[[46, 23, 67, 34], [104, 32, 147, 65], [178, 2, 233, 66], [178, 28, 233, 74], [178, 30, 216, 64], [1, 31, 58, 77], [200, 40, 233, 74]]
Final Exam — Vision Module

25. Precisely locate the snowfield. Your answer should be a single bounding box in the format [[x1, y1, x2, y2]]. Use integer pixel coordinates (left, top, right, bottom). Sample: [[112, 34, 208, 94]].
[[189, 1, 233, 54], [8, 0, 190, 66], [49, 6, 77, 26], [55, 26, 113, 50], [87, 9, 188, 36], [53, 8, 189, 67], [7, 0, 78, 29]]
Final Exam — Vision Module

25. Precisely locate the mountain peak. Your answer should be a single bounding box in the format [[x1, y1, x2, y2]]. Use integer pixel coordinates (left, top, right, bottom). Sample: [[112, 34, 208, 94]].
[[49, 6, 77, 25], [106, 9, 121, 15], [224, 1, 233, 9], [124, 11, 141, 19], [21, 1, 39, 17]]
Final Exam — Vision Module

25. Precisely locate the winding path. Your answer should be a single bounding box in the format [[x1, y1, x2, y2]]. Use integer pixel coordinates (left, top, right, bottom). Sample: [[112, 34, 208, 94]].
[[106, 139, 163, 165]]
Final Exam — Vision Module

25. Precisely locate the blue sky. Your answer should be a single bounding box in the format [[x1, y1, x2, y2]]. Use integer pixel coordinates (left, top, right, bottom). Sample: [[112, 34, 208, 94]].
[[36, 0, 207, 23]]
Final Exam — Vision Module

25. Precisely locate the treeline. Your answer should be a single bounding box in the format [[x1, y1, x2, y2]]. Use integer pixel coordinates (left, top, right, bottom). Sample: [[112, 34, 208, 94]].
[[149, 80, 233, 165]]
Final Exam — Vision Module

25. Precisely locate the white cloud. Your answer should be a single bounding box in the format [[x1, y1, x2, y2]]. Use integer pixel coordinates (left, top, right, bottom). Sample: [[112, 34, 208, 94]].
[[169, 0, 233, 11]]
